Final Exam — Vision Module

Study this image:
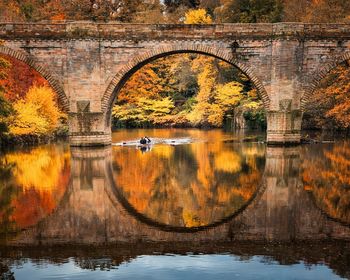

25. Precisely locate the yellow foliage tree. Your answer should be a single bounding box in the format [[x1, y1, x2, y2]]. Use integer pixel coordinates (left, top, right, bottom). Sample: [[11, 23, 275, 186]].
[[9, 85, 63, 136], [215, 81, 244, 111], [113, 96, 175, 126], [188, 56, 219, 126], [184, 9, 213, 24]]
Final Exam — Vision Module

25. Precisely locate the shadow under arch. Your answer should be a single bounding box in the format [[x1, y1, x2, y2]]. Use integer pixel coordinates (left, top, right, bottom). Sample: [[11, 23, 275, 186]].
[[101, 44, 271, 125], [105, 157, 268, 233], [301, 51, 350, 112], [0, 45, 70, 112]]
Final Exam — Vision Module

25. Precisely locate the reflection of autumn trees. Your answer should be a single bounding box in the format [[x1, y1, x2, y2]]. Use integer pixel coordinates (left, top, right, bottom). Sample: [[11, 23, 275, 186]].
[[0, 159, 16, 234], [0, 145, 70, 232], [113, 137, 265, 228], [302, 142, 350, 224]]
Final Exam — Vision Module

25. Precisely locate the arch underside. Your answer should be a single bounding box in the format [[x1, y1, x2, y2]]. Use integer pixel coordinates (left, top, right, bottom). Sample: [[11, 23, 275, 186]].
[[301, 51, 350, 111], [0, 45, 69, 112], [102, 44, 271, 117]]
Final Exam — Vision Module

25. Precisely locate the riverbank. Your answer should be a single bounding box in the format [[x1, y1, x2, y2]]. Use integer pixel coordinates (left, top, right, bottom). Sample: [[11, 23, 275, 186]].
[[0, 132, 68, 150]]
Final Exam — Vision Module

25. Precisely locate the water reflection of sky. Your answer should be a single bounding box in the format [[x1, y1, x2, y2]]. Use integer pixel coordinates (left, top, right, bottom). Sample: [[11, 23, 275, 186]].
[[11, 255, 345, 280]]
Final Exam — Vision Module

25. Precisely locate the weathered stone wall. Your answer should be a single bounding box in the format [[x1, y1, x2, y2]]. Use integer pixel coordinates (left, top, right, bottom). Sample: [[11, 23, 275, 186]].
[[1, 22, 350, 145]]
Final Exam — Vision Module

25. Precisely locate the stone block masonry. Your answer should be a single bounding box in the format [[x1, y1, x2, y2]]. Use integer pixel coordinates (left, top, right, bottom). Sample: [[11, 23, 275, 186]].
[[1, 22, 350, 146]]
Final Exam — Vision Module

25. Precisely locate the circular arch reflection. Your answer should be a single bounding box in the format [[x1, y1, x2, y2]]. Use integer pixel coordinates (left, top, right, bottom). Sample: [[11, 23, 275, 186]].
[[109, 139, 266, 233]]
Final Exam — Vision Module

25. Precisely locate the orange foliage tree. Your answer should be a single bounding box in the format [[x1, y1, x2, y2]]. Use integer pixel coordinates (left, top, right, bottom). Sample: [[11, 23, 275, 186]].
[[0, 55, 48, 102], [303, 61, 350, 130]]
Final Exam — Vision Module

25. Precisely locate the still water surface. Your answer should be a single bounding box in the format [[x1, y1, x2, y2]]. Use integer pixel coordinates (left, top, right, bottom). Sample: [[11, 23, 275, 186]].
[[0, 129, 349, 279]]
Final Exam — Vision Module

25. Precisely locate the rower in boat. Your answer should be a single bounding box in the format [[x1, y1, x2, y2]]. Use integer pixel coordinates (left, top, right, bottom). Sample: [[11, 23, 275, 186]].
[[139, 136, 151, 145]]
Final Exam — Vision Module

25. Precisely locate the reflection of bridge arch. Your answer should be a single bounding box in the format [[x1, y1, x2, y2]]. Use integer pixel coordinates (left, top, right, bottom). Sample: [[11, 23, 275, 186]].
[[104, 143, 268, 233], [106, 165, 267, 233], [305, 190, 350, 228], [102, 44, 271, 125], [9, 145, 350, 245], [0, 46, 70, 112]]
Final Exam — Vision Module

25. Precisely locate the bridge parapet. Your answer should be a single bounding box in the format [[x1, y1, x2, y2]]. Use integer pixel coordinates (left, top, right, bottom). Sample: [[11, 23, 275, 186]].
[[1, 22, 350, 40]]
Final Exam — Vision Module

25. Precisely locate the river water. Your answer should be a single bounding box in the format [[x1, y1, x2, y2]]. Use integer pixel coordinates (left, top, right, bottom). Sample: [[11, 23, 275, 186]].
[[0, 129, 349, 279]]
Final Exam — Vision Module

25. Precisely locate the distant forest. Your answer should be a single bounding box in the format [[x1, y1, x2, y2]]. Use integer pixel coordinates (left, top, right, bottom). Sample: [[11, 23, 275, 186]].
[[1, 0, 349, 24]]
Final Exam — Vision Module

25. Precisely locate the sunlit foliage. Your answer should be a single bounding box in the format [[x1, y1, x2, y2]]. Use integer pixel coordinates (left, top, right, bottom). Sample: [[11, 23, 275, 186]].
[[112, 9, 264, 129], [113, 96, 175, 126], [0, 56, 13, 137], [112, 51, 264, 129], [303, 61, 350, 130], [0, 0, 349, 23], [0, 54, 48, 102], [9, 85, 64, 136], [184, 8, 213, 23], [0, 53, 66, 143]]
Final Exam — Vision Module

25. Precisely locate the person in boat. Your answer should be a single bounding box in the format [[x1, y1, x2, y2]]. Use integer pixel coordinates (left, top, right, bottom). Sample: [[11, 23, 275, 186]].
[[140, 136, 151, 145], [140, 137, 147, 145]]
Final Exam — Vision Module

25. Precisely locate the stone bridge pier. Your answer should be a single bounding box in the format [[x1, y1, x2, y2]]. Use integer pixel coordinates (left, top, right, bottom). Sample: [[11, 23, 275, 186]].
[[1, 22, 350, 146]]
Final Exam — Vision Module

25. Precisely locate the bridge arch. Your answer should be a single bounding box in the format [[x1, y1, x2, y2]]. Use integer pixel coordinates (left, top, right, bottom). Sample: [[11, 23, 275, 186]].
[[102, 44, 271, 121], [0, 45, 69, 112], [301, 51, 350, 111]]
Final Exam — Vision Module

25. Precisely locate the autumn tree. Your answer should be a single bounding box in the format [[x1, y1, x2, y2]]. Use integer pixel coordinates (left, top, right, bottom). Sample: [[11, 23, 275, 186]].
[[214, 0, 283, 23], [303, 0, 350, 23], [0, 1, 24, 21], [282, 0, 311, 22], [0, 54, 48, 102], [184, 8, 213, 23], [163, 0, 200, 15], [303, 61, 350, 130], [112, 8, 265, 129], [0, 56, 13, 138], [9, 85, 63, 136]]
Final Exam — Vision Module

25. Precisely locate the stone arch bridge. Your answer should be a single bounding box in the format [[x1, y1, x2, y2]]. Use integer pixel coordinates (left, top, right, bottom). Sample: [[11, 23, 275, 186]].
[[1, 22, 350, 146]]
